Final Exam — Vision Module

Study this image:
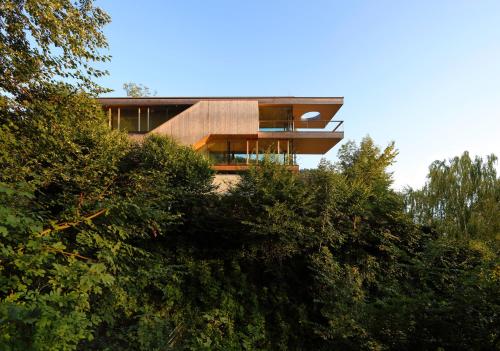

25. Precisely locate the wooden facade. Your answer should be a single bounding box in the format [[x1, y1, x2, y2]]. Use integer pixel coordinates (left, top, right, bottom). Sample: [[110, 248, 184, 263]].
[[148, 100, 259, 146]]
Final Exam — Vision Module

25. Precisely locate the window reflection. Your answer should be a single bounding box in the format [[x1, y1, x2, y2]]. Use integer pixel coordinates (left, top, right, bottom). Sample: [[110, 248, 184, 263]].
[[120, 107, 139, 132]]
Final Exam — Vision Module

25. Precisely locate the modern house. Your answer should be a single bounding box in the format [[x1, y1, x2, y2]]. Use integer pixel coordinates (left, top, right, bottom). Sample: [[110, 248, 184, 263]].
[[98, 97, 344, 172]]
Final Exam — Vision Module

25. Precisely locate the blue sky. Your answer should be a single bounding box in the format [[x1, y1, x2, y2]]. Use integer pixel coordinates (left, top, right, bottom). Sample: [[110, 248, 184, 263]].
[[97, 0, 500, 189]]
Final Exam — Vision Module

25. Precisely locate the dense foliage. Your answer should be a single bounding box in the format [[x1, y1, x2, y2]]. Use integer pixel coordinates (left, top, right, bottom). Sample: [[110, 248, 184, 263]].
[[1, 1, 498, 349], [0, 0, 110, 98], [404, 152, 499, 243], [1, 102, 498, 349]]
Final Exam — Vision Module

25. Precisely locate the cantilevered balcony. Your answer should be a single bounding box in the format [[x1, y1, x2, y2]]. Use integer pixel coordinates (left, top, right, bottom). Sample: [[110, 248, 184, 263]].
[[258, 119, 344, 154]]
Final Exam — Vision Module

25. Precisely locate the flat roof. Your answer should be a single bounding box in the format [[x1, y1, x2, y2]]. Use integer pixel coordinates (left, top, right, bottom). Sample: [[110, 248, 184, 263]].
[[98, 96, 344, 106]]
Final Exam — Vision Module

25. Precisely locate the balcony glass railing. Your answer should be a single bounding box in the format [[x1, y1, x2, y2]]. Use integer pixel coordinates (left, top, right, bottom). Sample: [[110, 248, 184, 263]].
[[259, 120, 344, 132], [208, 152, 296, 166]]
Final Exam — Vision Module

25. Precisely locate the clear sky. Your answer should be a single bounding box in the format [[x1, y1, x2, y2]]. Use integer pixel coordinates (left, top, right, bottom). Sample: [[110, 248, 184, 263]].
[[97, 0, 500, 189]]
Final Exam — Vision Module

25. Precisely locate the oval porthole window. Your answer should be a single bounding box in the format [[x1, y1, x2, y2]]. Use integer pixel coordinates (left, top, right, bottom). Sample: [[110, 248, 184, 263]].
[[300, 111, 320, 120]]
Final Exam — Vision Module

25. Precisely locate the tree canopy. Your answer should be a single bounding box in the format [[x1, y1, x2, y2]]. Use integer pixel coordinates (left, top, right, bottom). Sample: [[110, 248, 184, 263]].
[[123, 82, 157, 97], [0, 0, 110, 99], [2, 106, 498, 349], [404, 152, 499, 243]]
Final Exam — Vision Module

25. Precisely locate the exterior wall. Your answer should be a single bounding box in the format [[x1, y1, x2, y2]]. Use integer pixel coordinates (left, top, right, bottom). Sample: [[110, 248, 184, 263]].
[[213, 174, 241, 193], [149, 100, 259, 145]]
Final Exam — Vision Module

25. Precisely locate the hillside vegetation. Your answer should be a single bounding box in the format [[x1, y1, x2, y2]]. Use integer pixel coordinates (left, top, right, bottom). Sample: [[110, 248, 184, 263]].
[[1, 87, 498, 349], [0, 1, 498, 350]]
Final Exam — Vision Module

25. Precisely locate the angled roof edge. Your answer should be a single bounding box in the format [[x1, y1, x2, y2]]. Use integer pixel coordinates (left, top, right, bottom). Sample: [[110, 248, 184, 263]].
[[98, 96, 344, 106]]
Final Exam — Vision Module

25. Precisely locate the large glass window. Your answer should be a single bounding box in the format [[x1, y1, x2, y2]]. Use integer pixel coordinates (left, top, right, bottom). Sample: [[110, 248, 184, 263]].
[[168, 105, 190, 118], [149, 106, 168, 130], [109, 105, 193, 132], [120, 107, 139, 132], [111, 108, 119, 129], [138, 108, 147, 132], [206, 139, 249, 165], [150, 105, 192, 130], [259, 106, 293, 131], [203, 139, 296, 166]]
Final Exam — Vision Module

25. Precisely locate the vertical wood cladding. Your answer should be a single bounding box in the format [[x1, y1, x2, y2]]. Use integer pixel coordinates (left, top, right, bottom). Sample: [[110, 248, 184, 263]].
[[149, 100, 259, 145]]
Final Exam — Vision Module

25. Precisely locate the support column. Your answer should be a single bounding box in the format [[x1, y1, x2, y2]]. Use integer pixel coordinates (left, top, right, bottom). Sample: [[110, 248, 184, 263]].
[[147, 108, 150, 131], [256, 140, 259, 164], [117, 108, 121, 130], [108, 108, 111, 128], [287, 139, 290, 165], [138, 108, 141, 131], [246, 140, 249, 164], [277, 140, 280, 164]]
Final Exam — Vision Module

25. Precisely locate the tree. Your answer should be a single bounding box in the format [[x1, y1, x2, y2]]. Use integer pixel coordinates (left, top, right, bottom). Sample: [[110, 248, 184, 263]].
[[0, 0, 110, 99], [336, 136, 398, 189], [0, 84, 129, 350], [123, 82, 157, 97], [403, 152, 500, 241], [0, 84, 216, 349], [301, 138, 420, 350]]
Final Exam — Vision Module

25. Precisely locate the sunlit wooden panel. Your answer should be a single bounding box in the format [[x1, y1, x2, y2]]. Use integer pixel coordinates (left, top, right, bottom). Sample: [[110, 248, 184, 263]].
[[259, 131, 343, 154], [150, 101, 259, 146], [293, 104, 342, 128]]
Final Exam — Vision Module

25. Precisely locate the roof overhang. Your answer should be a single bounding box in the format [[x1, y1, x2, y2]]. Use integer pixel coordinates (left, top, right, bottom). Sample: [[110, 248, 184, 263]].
[[98, 96, 343, 107]]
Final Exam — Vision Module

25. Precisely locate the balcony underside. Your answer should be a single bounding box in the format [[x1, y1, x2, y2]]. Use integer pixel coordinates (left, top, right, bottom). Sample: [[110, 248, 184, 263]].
[[130, 131, 343, 155], [258, 131, 343, 154], [194, 132, 343, 154]]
